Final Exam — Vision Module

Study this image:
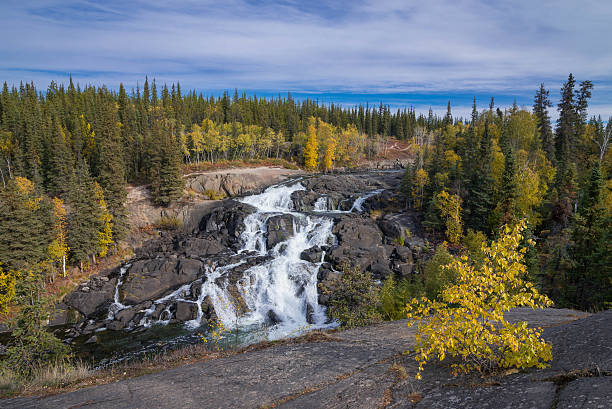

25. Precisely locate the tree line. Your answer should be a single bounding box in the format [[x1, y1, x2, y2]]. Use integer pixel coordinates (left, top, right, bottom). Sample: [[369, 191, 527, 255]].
[[399, 74, 611, 311]]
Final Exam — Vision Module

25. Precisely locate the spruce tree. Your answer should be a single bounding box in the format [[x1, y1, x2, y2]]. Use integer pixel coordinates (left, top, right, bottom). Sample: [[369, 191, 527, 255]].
[[496, 149, 518, 226], [533, 84, 555, 163], [466, 121, 494, 232], [68, 161, 102, 265], [97, 99, 128, 240], [568, 162, 609, 310], [150, 119, 184, 206], [0, 178, 54, 271]]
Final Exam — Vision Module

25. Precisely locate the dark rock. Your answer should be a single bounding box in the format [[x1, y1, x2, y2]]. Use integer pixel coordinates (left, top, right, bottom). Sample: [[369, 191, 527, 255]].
[[64, 277, 117, 318], [177, 237, 226, 258], [266, 214, 296, 248], [199, 201, 256, 246], [115, 308, 137, 325], [267, 309, 281, 325], [84, 335, 98, 344], [300, 246, 324, 263], [106, 320, 123, 331], [556, 377, 612, 409], [370, 262, 392, 279], [120, 257, 203, 305], [176, 301, 198, 321], [306, 303, 315, 324], [333, 216, 382, 248]]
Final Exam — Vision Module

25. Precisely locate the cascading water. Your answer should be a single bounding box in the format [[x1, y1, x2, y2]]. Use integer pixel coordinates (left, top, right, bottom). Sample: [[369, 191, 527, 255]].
[[107, 181, 382, 344]]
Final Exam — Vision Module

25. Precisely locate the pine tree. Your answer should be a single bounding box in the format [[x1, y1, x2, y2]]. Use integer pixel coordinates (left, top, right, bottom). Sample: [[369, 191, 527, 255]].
[[568, 162, 609, 310], [150, 118, 184, 206], [399, 165, 414, 208], [495, 149, 518, 226], [533, 84, 555, 164], [97, 99, 128, 240], [466, 121, 494, 232], [0, 177, 54, 271], [46, 120, 73, 198], [68, 161, 102, 266]]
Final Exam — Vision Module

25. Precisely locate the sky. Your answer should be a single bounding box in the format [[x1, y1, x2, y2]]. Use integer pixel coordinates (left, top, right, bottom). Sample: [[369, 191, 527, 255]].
[[1, 0, 611, 119]]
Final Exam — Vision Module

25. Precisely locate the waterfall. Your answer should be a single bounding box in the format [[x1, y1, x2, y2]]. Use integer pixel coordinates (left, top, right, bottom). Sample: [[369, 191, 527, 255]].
[[108, 181, 383, 342], [107, 263, 131, 320]]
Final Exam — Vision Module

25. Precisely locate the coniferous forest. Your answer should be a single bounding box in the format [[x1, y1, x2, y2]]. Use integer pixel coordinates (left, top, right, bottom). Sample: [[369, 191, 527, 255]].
[[0, 73, 610, 340]]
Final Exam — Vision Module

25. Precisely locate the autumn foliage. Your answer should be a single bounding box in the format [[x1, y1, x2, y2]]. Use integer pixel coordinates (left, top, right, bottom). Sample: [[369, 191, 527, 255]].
[[406, 220, 553, 378]]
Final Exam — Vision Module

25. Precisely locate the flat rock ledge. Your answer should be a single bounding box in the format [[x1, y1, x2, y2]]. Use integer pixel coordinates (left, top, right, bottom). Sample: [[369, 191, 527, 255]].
[[6, 308, 611, 409]]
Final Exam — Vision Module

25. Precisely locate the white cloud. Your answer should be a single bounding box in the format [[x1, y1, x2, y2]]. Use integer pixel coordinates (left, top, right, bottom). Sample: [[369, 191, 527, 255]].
[[0, 0, 610, 113]]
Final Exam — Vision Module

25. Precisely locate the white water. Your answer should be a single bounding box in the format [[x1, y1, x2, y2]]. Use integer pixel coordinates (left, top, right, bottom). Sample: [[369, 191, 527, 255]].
[[108, 182, 383, 342], [107, 263, 131, 320]]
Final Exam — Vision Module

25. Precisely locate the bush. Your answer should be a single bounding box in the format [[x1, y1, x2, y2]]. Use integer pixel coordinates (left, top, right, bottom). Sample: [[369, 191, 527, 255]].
[[324, 263, 381, 328], [423, 243, 456, 300], [379, 274, 423, 321], [2, 272, 70, 379], [204, 189, 225, 200], [154, 216, 182, 230], [406, 221, 553, 378]]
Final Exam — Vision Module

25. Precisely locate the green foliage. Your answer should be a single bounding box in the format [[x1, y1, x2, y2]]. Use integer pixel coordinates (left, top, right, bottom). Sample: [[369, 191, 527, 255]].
[[0, 178, 54, 272], [2, 270, 69, 379], [407, 221, 553, 378], [204, 189, 226, 200], [379, 274, 423, 321], [324, 264, 381, 329], [423, 243, 456, 300]]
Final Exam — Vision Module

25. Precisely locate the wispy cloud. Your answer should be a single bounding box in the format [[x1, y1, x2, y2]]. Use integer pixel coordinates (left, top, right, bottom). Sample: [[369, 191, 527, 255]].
[[1, 0, 611, 114]]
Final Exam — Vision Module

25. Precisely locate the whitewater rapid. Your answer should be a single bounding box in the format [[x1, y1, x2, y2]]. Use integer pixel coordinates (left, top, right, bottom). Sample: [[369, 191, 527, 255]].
[[108, 180, 379, 342]]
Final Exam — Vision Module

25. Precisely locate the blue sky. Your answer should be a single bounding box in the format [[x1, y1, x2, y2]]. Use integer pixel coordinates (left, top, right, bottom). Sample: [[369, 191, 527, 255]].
[[1, 0, 611, 119]]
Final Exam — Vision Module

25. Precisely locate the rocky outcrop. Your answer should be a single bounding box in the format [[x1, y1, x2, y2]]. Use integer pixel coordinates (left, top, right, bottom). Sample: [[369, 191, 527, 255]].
[[62, 170, 430, 337], [120, 258, 204, 305], [199, 201, 256, 249], [266, 214, 296, 248], [185, 167, 302, 198], [64, 275, 117, 318]]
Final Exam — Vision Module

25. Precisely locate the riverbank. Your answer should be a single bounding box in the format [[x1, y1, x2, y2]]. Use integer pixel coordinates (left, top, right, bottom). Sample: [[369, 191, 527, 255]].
[[6, 307, 610, 408]]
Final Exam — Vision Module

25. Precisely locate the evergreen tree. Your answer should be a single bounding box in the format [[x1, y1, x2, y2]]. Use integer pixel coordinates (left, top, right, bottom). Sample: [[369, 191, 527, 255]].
[[0, 177, 54, 271], [399, 165, 414, 208], [495, 149, 518, 226], [533, 84, 555, 163], [150, 118, 184, 206], [97, 98, 128, 240], [45, 120, 73, 198], [568, 162, 610, 310], [466, 121, 494, 232], [68, 161, 102, 265]]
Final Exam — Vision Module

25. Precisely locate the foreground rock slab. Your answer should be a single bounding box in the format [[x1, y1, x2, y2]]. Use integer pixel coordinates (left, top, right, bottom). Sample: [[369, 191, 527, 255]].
[[6, 308, 610, 409]]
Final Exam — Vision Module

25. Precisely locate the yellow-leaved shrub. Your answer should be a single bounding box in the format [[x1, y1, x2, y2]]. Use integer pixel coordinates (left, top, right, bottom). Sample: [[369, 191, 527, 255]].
[[406, 220, 553, 378]]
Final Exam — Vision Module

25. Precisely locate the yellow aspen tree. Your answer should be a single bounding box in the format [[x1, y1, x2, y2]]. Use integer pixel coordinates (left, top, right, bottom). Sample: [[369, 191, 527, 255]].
[[322, 137, 337, 172], [406, 220, 553, 378], [48, 197, 69, 277], [414, 168, 429, 209], [93, 182, 113, 259], [303, 124, 319, 171], [436, 190, 464, 244], [0, 264, 16, 316]]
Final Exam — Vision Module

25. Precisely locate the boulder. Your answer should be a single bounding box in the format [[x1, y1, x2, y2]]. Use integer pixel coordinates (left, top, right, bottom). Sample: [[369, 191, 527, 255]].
[[120, 258, 203, 305], [199, 201, 256, 247], [176, 237, 226, 258], [300, 246, 324, 263], [266, 214, 296, 248], [333, 217, 382, 248], [175, 301, 198, 321], [64, 277, 117, 318]]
